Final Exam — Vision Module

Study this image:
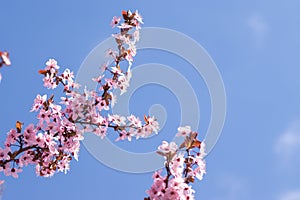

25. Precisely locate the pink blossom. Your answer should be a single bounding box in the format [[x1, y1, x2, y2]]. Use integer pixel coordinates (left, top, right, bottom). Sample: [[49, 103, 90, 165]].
[[110, 16, 121, 28], [127, 115, 142, 127], [45, 58, 59, 72], [5, 129, 20, 147], [94, 126, 108, 139], [43, 73, 57, 89], [4, 167, 22, 178], [145, 116, 160, 134], [0, 147, 10, 161], [30, 94, 47, 112], [170, 153, 185, 177], [23, 124, 37, 145], [117, 74, 131, 95], [176, 126, 192, 137], [37, 109, 52, 126], [108, 114, 126, 126], [158, 141, 178, 155]]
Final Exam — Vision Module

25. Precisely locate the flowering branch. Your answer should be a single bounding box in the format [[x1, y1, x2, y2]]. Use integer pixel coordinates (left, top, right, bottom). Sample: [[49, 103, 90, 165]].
[[0, 10, 207, 200], [145, 126, 206, 200], [0, 10, 158, 180]]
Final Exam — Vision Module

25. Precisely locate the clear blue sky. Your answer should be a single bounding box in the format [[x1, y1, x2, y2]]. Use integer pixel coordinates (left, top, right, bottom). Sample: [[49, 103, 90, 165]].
[[1, 1, 300, 200]]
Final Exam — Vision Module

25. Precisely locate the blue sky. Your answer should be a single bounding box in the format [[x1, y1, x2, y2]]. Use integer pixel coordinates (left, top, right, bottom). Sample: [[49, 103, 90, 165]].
[[1, 1, 300, 199]]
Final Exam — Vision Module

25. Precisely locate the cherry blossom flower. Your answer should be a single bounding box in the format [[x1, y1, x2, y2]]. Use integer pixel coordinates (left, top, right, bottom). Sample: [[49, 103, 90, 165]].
[[108, 114, 126, 126], [4, 167, 22, 178], [0, 147, 9, 161], [0, 11, 207, 200], [110, 16, 121, 28], [127, 115, 142, 127], [158, 141, 178, 155], [45, 58, 59, 72], [30, 94, 47, 112], [176, 126, 192, 137], [146, 129, 206, 200]]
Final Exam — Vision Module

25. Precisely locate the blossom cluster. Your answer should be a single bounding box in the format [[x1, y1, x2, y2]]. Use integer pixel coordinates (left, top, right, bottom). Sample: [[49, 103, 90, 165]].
[[0, 10, 158, 181], [145, 126, 206, 200], [0, 51, 11, 82], [106, 10, 143, 94], [0, 10, 207, 200]]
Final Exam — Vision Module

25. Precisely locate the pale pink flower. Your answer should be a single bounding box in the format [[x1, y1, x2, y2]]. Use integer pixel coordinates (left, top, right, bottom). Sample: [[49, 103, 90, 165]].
[[5, 129, 20, 147], [49, 103, 62, 118], [110, 16, 121, 28], [37, 109, 51, 126], [132, 10, 143, 29], [115, 130, 132, 141], [117, 74, 130, 95], [23, 124, 37, 145], [146, 116, 159, 134], [112, 33, 130, 44], [43, 73, 57, 89], [44, 134, 58, 155], [56, 156, 71, 174], [19, 153, 34, 167], [146, 170, 166, 199], [176, 126, 192, 137], [108, 114, 126, 126], [94, 126, 107, 139], [158, 141, 178, 155], [45, 58, 59, 71], [193, 164, 206, 181], [170, 153, 185, 177], [0, 147, 9, 160], [127, 115, 142, 127], [30, 94, 47, 112], [4, 167, 22, 178]]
